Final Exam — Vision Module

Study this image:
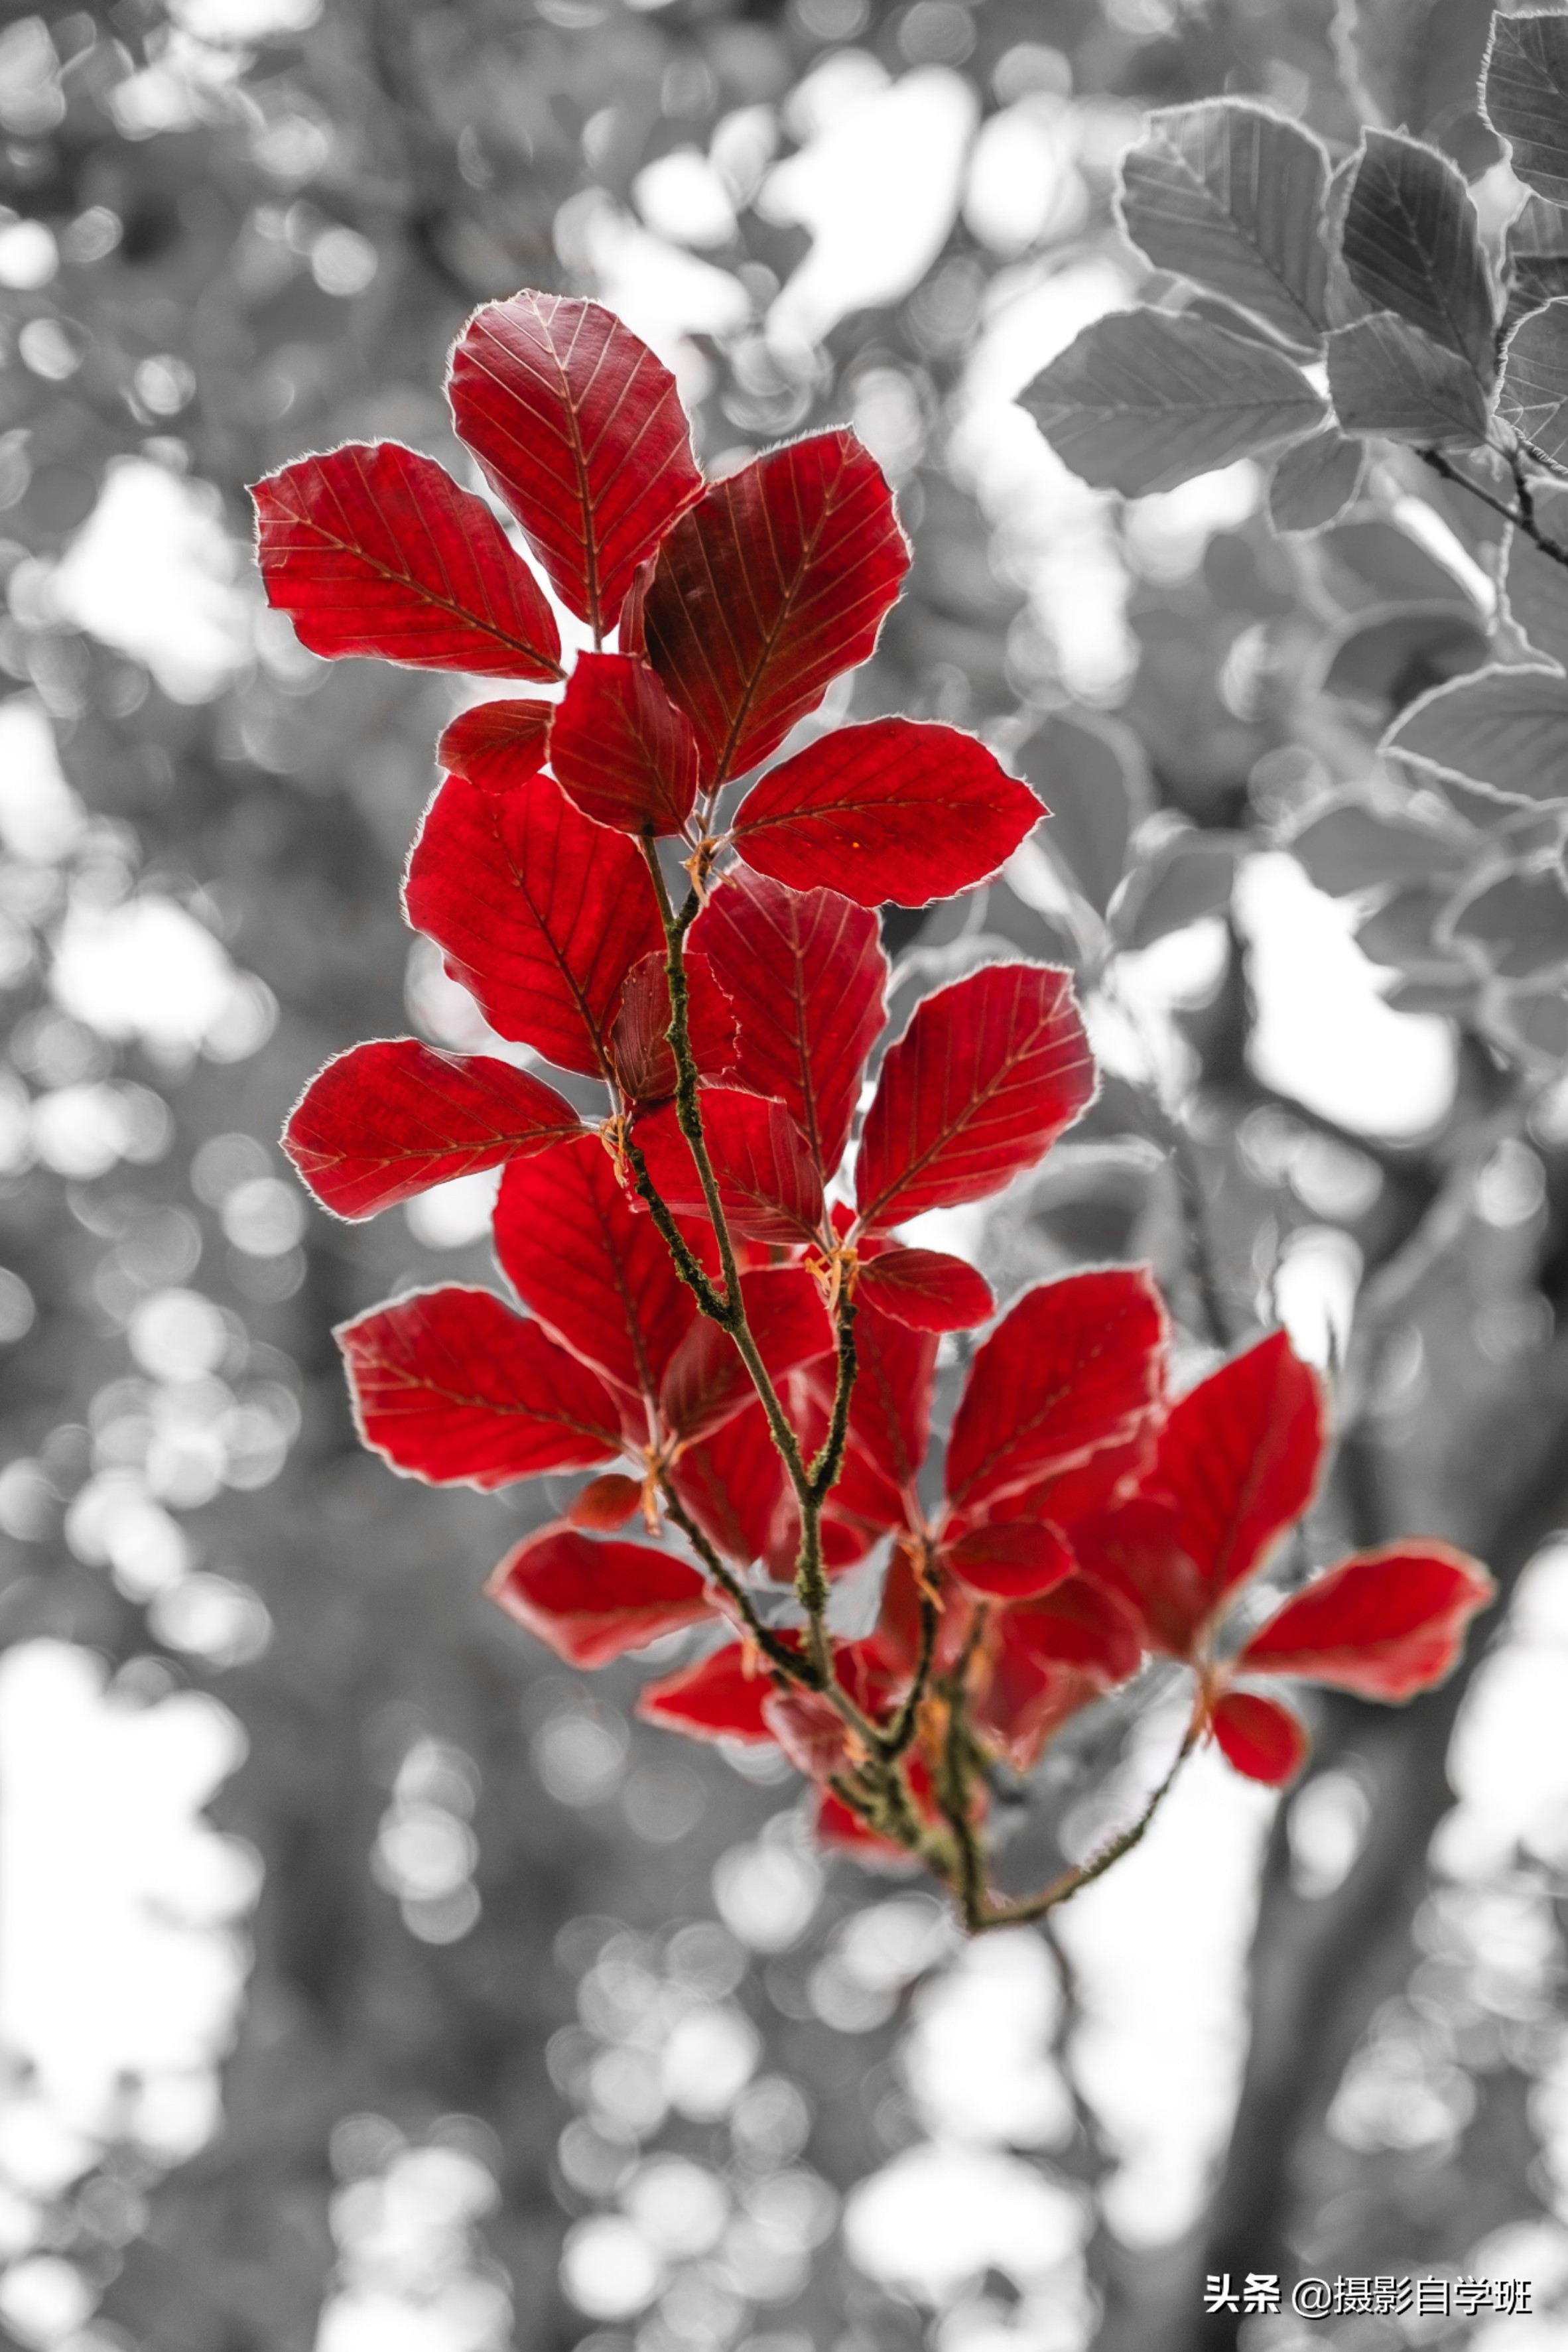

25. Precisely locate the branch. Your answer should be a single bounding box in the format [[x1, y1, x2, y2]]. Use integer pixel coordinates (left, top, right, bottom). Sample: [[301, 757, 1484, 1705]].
[[1420, 445, 1568, 570], [977, 1716, 1198, 1929], [655, 1470, 822, 1687]]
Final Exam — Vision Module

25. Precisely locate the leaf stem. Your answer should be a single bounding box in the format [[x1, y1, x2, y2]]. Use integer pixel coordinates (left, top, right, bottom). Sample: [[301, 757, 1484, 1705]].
[[975, 1718, 1199, 1928]]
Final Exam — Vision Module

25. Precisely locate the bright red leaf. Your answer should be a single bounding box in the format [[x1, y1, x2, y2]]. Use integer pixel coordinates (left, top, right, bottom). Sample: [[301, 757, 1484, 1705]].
[[436, 699, 553, 793], [690, 869, 885, 1179], [568, 1472, 643, 1530], [857, 1246, 994, 1333], [608, 950, 734, 1104], [404, 772, 662, 1078], [495, 1134, 694, 1400], [659, 1266, 833, 1447], [642, 430, 909, 783], [855, 962, 1096, 1230], [670, 1402, 789, 1567], [339, 1287, 624, 1488], [253, 442, 561, 677], [551, 652, 702, 836], [945, 1268, 1168, 1516], [284, 1039, 584, 1220], [943, 1520, 1077, 1602], [1211, 1690, 1310, 1786], [637, 1643, 779, 1742], [448, 293, 703, 637], [1065, 1496, 1201, 1659], [1151, 1330, 1326, 1612], [841, 1299, 937, 1507], [1003, 1575, 1145, 1683], [734, 718, 1044, 908], [488, 1523, 714, 1667], [633, 1090, 824, 1246], [1237, 1541, 1494, 1700]]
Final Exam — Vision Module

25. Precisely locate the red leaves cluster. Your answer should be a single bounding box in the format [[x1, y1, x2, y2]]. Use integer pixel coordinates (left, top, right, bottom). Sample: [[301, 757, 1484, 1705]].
[[261, 289, 1494, 1892]]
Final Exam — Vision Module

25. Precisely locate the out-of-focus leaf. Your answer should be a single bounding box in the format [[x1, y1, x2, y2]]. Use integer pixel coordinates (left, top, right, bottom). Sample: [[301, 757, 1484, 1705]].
[[1116, 102, 1330, 350], [1327, 311, 1493, 445], [1322, 516, 1475, 607], [1500, 298, 1568, 465], [1268, 430, 1366, 533], [1013, 709, 1151, 913], [1384, 664, 1568, 804], [1212, 1689, 1311, 1784], [1319, 602, 1488, 708], [1484, 12, 1568, 206], [1152, 1329, 1326, 1614], [1451, 866, 1568, 975], [1356, 879, 1469, 975], [1019, 310, 1326, 497], [1340, 131, 1496, 381], [1238, 1539, 1494, 1698], [1503, 485, 1568, 665], [1335, 0, 1499, 172], [1112, 832, 1240, 949], [1287, 798, 1470, 895]]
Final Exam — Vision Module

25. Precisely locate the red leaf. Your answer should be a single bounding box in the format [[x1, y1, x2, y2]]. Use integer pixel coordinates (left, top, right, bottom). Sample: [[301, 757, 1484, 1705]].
[[609, 950, 735, 1105], [1151, 1331, 1326, 1611], [637, 1643, 779, 1742], [488, 1522, 714, 1667], [253, 442, 561, 677], [568, 1472, 644, 1530], [943, 1520, 1077, 1602], [404, 772, 662, 1078], [982, 1427, 1156, 1535], [690, 869, 885, 1178], [437, 699, 553, 793], [1210, 1690, 1310, 1786], [974, 1650, 1104, 1776], [734, 719, 1043, 907], [283, 1039, 585, 1219], [643, 430, 909, 784], [1004, 1575, 1145, 1683], [857, 1246, 994, 1333], [1065, 1496, 1203, 1659], [660, 1266, 833, 1446], [669, 1402, 788, 1566], [945, 1268, 1168, 1516], [551, 652, 702, 836], [855, 963, 1096, 1230], [1237, 1541, 1494, 1701], [633, 1090, 825, 1246], [842, 1298, 937, 1506], [448, 293, 703, 637], [338, 1287, 625, 1488], [495, 1134, 695, 1400]]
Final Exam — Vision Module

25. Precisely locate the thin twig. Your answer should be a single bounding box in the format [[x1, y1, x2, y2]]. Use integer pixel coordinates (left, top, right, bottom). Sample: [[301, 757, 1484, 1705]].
[[1420, 445, 1568, 570], [977, 1721, 1198, 1927]]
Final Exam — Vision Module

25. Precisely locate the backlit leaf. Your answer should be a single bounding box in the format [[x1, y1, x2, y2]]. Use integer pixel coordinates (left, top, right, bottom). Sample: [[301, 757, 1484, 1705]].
[[1268, 430, 1366, 533], [1211, 1689, 1310, 1784], [1111, 833, 1238, 950], [1019, 309, 1327, 497], [550, 651, 702, 836], [1286, 799, 1468, 896], [436, 699, 553, 793], [643, 430, 909, 784], [448, 293, 703, 636], [1500, 298, 1568, 466], [856, 1247, 995, 1333], [253, 442, 562, 678], [1484, 12, 1568, 207], [1013, 709, 1151, 915], [608, 950, 735, 1105], [488, 1523, 715, 1667], [1150, 1328, 1326, 1609], [943, 1520, 1077, 1602], [1340, 131, 1495, 380], [1238, 1539, 1494, 1697], [1504, 484, 1568, 664], [339, 1287, 624, 1488], [404, 772, 663, 1077], [855, 962, 1095, 1230], [634, 1090, 825, 1246], [1327, 311, 1492, 445], [1383, 664, 1568, 805], [659, 1266, 832, 1447], [637, 1643, 779, 1742], [732, 717, 1043, 907], [284, 1039, 586, 1218]]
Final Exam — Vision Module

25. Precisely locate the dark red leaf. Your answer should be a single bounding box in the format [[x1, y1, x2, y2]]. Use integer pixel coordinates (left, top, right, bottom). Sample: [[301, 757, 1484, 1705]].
[[660, 1266, 833, 1446], [840, 1299, 937, 1511], [338, 1287, 624, 1488], [670, 1402, 789, 1567], [609, 950, 735, 1105], [690, 869, 885, 1178], [1151, 1330, 1326, 1610], [857, 1246, 994, 1333], [404, 772, 662, 1078], [488, 1522, 714, 1666], [437, 699, 553, 794], [945, 1268, 1168, 1516], [734, 718, 1043, 907], [974, 1649, 1104, 1776], [1210, 1690, 1310, 1785], [495, 1134, 695, 1400], [1003, 1575, 1145, 1682], [643, 430, 909, 783], [633, 1090, 824, 1246], [551, 652, 702, 835], [637, 1643, 780, 1742], [1064, 1496, 1203, 1658], [1237, 1540, 1494, 1700], [568, 1472, 644, 1530], [448, 293, 703, 637], [253, 442, 560, 677], [855, 963, 1096, 1230], [943, 1520, 1077, 1602], [283, 1039, 585, 1219]]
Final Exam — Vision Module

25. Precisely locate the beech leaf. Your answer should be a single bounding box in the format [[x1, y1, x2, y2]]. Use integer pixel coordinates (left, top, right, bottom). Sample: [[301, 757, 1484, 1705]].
[[637, 1644, 779, 1742], [856, 1247, 995, 1333], [1383, 665, 1568, 806], [1211, 1689, 1310, 1784], [1150, 1328, 1326, 1610], [488, 1524, 715, 1667], [1484, 12, 1568, 208], [1339, 131, 1496, 381], [1500, 298, 1568, 468], [1268, 429, 1367, 535], [436, 699, 553, 793], [1326, 311, 1492, 446], [633, 1090, 825, 1247], [550, 651, 702, 836], [1238, 1539, 1494, 1699]]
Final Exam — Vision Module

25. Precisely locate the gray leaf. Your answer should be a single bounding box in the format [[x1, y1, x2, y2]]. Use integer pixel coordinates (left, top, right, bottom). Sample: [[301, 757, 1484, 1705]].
[[1503, 483, 1568, 665], [1484, 11, 1568, 208], [1013, 710, 1152, 915], [1500, 297, 1568, 465], [1268, 430, 1366, 532], [1327, 310, 1492, 446], [1340, 131, 1496, 381], [1383, 663, 1568, 804]]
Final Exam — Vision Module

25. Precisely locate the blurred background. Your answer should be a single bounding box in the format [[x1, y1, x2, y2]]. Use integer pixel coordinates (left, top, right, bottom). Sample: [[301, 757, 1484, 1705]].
[[2, 1, 1568, 2348]]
